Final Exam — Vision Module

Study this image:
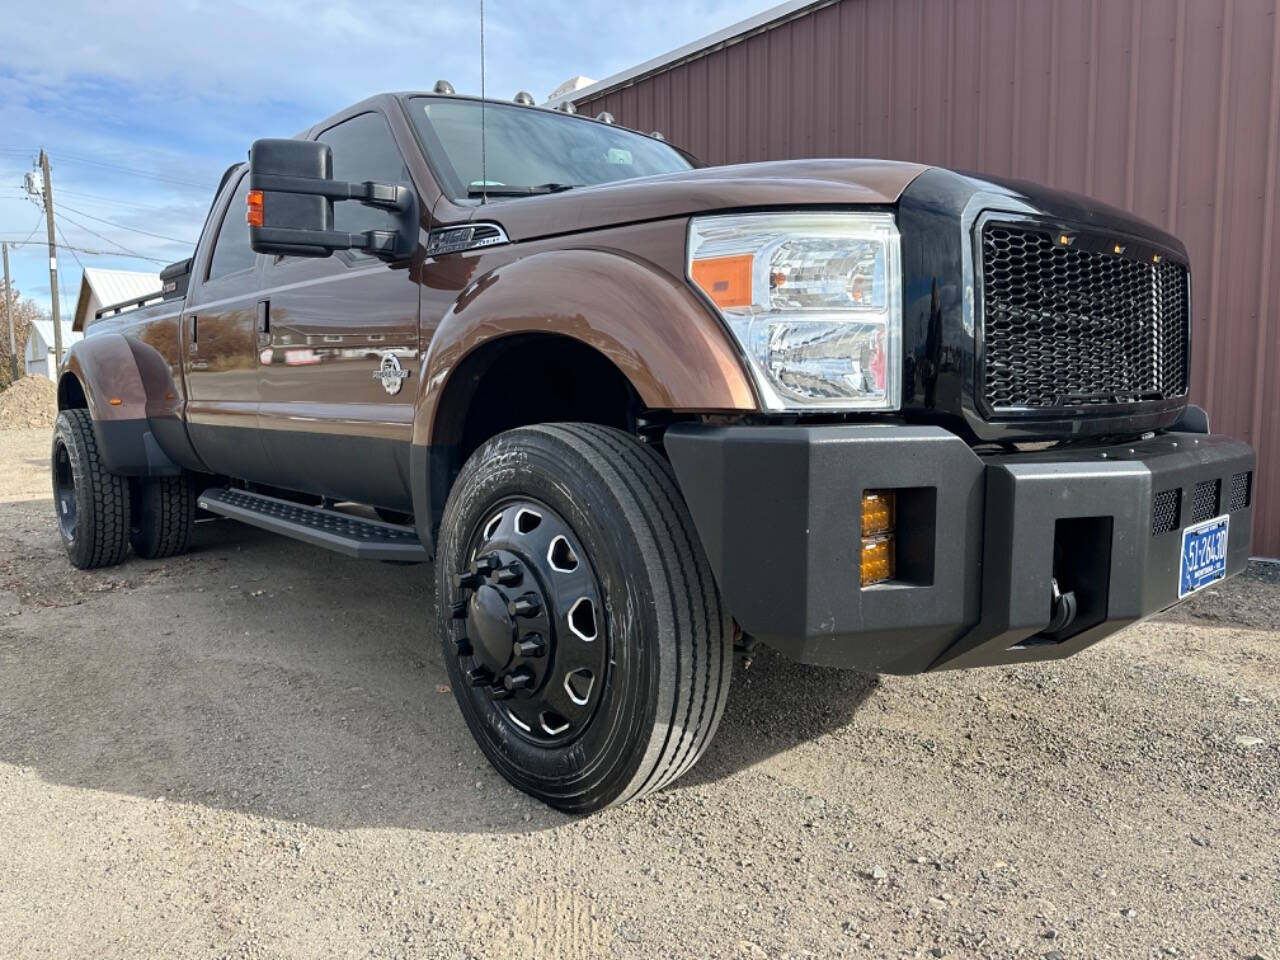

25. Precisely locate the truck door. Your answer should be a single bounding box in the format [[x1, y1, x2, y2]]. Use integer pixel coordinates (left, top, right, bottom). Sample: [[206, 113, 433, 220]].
[[183, 169, 271, 482], [254, 110, 421, 512]]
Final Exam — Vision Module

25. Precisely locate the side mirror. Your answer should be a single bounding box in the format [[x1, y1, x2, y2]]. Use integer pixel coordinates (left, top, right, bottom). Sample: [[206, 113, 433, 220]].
[[246, 138, 418, 261]]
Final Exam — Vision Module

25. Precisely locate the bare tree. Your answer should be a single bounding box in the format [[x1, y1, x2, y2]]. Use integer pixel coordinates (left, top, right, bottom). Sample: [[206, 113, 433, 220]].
[[1, 280, 48, 390]]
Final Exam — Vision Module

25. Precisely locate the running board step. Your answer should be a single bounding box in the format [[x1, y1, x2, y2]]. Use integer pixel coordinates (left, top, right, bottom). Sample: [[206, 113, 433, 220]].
[[197, 488, 428, 563]]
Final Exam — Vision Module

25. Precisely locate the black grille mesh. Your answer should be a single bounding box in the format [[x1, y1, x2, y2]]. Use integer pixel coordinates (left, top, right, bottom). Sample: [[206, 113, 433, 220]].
[[980, 223, 1190, 410], [1151, 489, 1181, 535], [1191, 479, 1220, 524], [1229, 471, 1252, 512]]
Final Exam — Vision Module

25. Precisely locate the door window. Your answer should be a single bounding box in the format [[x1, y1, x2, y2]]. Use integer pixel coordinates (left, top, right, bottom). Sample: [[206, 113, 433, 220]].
[[206, 174, 257, 282], [317, 112, 411, 238]]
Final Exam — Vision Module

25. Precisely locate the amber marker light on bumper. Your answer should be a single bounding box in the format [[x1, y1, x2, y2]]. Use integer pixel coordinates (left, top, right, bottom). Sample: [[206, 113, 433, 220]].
[[860, 490, 896, 585]]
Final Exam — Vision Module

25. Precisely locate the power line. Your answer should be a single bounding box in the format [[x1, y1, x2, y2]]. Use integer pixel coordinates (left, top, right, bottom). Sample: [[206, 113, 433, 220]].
[[57, 201, 193, 244], [0, 146, 210, 189], [56, 209, 155, 262], [54, 220, 86, 272]]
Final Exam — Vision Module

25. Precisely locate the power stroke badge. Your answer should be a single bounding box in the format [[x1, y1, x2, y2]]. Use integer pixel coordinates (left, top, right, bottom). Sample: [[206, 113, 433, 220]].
[[373, 353, 411, 396]]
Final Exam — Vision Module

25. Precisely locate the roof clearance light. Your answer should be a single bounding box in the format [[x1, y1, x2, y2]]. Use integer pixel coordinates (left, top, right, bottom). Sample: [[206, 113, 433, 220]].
[[246, 189, 264, 228], [555, 101, 577, 114], [596, 111, 615, 124], [433, 80, 456, 95], [513, 91, 536, 106]]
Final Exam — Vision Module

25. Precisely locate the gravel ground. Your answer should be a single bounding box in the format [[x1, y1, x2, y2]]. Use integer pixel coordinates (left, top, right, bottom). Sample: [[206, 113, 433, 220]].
[[0, 425, 1276, 960]]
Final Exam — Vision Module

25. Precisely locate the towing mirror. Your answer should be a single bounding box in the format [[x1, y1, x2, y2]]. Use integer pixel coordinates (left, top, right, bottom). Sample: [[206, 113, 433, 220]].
[[246, 138, 418, 261]]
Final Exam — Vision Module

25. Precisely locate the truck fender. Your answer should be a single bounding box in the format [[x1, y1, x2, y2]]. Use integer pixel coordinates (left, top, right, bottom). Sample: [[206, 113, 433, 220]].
[[59, 334, 181, 477], [408, 248, 758, 552]]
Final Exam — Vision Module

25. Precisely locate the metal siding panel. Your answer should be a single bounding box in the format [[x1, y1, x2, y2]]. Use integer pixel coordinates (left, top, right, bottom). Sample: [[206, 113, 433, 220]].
[[564, 0, 1277, 555]]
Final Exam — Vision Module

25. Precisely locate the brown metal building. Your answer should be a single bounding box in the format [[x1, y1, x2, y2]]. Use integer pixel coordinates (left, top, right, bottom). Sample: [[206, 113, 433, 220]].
[[557, 0, 1280, 557]]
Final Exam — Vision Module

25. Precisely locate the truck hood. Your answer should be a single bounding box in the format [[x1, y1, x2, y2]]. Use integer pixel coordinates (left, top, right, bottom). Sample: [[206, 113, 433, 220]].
[[472, 158, 930, 243]]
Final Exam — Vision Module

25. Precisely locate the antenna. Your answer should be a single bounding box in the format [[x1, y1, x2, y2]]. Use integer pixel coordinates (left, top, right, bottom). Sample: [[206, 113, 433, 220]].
[[479, 0, 487, 205]]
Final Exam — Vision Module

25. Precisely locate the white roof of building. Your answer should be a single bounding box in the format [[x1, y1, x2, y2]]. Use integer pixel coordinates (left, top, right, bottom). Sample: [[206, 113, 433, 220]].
[[545, 0, 828, 107], [29, 319, 82, 353], [72, 267, 162, 331]]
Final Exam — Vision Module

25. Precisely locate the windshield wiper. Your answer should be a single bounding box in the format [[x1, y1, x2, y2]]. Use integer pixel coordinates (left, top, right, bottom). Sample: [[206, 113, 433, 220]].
[[467, 182, 581, 197]]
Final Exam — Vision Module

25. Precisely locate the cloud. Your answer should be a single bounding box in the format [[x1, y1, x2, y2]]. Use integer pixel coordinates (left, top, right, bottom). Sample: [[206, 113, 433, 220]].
[[2, 0, 761, 310]]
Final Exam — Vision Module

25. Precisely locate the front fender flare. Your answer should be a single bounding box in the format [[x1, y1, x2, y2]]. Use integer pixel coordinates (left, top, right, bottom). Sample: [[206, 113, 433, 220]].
[[408, 247, 758, 554], [59, 335, 180, 477], [414, 247, 756, 448]]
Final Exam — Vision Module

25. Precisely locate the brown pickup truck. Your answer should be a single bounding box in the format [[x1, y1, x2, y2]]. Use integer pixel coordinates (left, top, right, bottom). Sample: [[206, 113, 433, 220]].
[[53, 89, 1256, 811]]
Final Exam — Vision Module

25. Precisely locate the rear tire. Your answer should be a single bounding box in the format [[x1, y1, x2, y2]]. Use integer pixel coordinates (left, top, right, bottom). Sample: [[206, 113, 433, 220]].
[[131, 476, 196, 559], [435, 423, 733, 813], [51, 408, 131, 570]]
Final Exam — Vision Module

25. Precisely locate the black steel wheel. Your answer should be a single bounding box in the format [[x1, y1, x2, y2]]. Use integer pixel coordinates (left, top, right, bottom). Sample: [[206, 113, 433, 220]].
[[451, 497, 608, 746], [51, 408, 131, 569], [435, 423, 733, 813]]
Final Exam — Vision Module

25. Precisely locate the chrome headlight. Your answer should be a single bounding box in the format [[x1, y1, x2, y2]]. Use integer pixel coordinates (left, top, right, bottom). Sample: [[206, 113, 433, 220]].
[[687, 212, 902, 411]]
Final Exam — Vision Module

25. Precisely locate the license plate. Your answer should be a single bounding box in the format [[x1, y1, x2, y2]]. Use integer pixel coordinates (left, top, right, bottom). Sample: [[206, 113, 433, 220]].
[[1179, 514, 1229, 598]]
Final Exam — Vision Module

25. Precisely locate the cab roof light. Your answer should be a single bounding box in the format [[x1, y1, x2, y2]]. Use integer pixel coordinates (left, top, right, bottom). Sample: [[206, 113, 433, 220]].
[[433, 80, 455, 95], [513, 91, 536, 106], [555, 101, 577, 114], [596, 111, 616, 124]]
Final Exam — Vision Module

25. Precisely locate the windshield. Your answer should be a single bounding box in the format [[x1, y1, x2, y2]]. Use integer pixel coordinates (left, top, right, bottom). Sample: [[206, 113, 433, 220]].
[[408, 97, 694, 199]]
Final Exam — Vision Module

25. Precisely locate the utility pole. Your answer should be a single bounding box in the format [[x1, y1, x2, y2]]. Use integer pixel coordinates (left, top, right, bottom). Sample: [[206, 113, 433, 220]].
[[39, 150, 63, 366], [2, 242, 17, 382]]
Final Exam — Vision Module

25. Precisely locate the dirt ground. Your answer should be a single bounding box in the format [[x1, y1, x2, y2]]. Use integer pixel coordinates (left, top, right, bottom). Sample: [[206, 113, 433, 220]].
[[1, 425, 1276, 960]]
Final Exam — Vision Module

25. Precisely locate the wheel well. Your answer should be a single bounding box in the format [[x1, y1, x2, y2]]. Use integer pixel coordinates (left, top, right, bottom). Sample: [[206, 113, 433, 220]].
[[429, 334, 641, 520], [58, 374, 87, 411], [440, 334, 637, 464]]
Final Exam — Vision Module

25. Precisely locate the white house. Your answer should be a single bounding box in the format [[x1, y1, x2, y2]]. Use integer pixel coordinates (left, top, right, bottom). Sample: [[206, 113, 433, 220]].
[[25, 319, 82, 380], [23, 268, 160, 380], [72, 267, 162, 333]]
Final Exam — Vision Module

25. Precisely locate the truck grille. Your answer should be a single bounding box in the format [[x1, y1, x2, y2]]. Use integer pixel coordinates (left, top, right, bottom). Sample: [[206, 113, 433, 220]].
[[979, 222, 1190, 412]]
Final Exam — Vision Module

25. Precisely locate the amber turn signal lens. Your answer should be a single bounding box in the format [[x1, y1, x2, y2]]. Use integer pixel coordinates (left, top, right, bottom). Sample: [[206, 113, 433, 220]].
[[861, 490, 895, 537], [690, 254, 754, 308], [246, 189, 264, 228], [860, 535, 895, 586]]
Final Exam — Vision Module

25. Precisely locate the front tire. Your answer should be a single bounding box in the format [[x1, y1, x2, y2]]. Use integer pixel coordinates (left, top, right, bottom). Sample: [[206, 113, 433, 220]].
[[435, 424, 732, 813], [52, 408, 131, 569]]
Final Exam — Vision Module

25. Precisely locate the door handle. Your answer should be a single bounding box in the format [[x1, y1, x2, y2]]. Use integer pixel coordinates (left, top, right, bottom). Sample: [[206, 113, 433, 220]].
[[188, 315, 198, 353], [256, 300, 270, 348]]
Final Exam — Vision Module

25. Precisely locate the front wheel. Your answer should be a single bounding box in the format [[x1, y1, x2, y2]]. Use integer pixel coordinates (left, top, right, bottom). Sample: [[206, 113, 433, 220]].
[[435, 424, 733, 813], [52, 408, 131, 569]]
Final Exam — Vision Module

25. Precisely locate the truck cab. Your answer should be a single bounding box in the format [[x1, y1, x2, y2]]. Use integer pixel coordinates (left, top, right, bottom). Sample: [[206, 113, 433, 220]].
[[51, 90, 1256, 812]]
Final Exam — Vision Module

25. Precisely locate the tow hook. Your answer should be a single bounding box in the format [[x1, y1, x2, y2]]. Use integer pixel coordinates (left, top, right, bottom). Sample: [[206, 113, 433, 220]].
[[1044, 577, 1079, 636]]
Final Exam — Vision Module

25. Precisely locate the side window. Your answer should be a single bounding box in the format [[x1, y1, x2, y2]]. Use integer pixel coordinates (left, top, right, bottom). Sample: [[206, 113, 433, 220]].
[[206, 175, 257, 281], [318, 112, 411, 237]]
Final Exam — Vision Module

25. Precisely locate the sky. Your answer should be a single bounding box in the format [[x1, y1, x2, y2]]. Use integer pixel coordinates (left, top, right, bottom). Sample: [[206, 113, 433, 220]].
[[0, 0, 758, 316]]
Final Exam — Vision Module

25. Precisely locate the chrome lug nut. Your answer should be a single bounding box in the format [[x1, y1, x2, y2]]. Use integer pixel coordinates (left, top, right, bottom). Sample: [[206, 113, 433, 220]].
[[451, 599, 468, 619], [495, 562, 523, 587], [466, 666, 493, 687], [452, 636, 473, 656], [474, 553, 500, 575]]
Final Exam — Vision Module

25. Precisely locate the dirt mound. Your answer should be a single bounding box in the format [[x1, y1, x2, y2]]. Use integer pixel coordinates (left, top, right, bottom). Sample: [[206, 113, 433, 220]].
[[0, 376, 58, 429]]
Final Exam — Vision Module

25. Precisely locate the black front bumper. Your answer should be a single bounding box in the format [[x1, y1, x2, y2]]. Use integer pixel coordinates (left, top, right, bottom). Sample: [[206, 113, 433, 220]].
[[665, 423, 1255, 674]]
